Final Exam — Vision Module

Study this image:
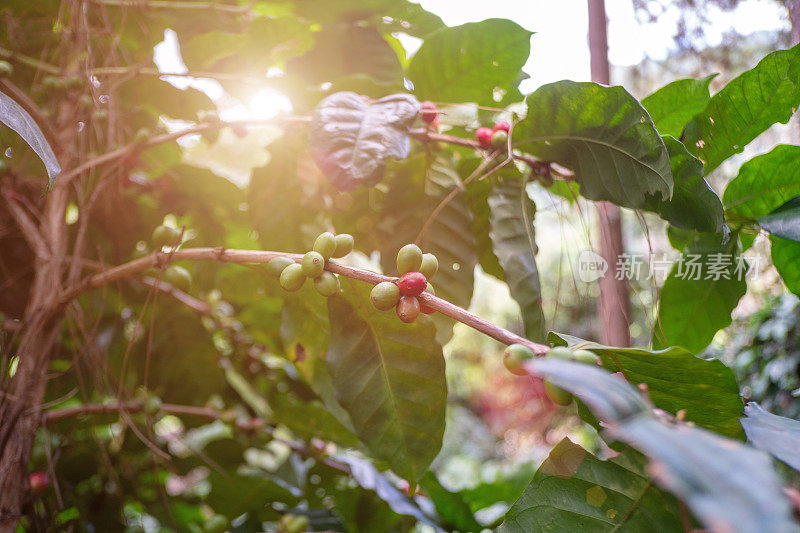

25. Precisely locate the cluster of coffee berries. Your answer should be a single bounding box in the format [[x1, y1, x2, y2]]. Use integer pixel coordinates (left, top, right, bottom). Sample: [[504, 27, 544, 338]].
[[502, 344, 599, 406], [476, 121, 510, 150], [420, 101, 440, 129], [267, 232, 353, 297], [370, 244, 439, 324], [147, 224, 192, 292]]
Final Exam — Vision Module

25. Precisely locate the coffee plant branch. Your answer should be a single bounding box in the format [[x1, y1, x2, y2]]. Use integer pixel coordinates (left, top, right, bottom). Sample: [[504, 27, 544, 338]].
[[61, 248, 550, 354]]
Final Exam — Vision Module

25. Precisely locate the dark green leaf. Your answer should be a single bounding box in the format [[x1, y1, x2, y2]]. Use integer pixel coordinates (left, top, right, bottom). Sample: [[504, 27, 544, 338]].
[[407, 18, 532, 106], [0, 89, 60, 186], [489, 176, 546, 342], [770, 235, 800, 297], [757, 197, 800, 241], [645, 136, 724, 233], [420, 471, 482, 532], [741, 402, 800, 471], [641, 75, 716, 138], [461, 157, 504, 279], [325, 282, 446, 481], [499, 439, 683, 532], [309, 92, 420, 190], [206, 471, 296, 518], [723, 145, 800, 219], [517, 81, 672, 209], [684, 43, 800, 173], [549, 333, 743, 437]]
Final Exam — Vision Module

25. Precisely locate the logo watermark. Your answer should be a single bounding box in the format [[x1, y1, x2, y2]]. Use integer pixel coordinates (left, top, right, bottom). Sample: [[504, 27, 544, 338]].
[[576, 251, 763, 282]]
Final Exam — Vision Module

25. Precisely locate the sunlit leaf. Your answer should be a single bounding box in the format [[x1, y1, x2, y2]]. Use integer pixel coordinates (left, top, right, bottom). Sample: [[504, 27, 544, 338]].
[[641, 74, 716, 138], [0, 89, 60, 186]]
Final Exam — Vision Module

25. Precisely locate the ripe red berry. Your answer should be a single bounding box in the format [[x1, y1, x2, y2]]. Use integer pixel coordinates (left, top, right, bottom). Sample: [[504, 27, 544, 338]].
[[398, 272, 427, 296], [29, 471, 50, 492], [493, 121, 511, 133], [420, 101, 438, 124], [476, 127, 493, 148], [430, 116, 440, 130]]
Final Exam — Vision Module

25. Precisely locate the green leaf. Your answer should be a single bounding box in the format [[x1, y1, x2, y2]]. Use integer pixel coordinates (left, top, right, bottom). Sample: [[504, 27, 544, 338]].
[[517, 81, 672, 209], [549, 333, 743, 437], [723, 145, 800, 219], [325, 281, 446, 481], [757, 197, 800, 241], [499, 439, 684, 532], [206, 471, 296, 518], [653, 237, 747, 354], [461, 157, 504, 279], [0, 89, 61, 186], [684, 43, 800, 173], [645, 136, 724, 233], [407, 18, 531, 106], [770, 235, 800, 297], [641, 75, 716, 138], [420, 471, 482, 532], [308, 92, 420, 190], [741, 402, 800, 471], [488, 176, 546, 342]]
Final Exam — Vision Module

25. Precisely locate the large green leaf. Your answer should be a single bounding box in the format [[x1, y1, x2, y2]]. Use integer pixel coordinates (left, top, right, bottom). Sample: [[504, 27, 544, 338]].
[[499, 439, 683, 532], [407, 18, 531, 106], [0, 89, 61, 186], [757, 197, 800, 241], [741, 402, 800, 472], [516, 81, 672, 209], [488, 176, 546, 342], [641, 75, 716, 138], [645, 136, 724, 233], [325, 282, 446, 481], [653, 237, 747, 354], [461, 157, 504, 279], [684, 43, 800, 173], [308, 92, 420, 190], [549, 333, 743, 437], [420, 471, 482, 532], [770, 235, 800, 297], [723, 145, 800, 219]]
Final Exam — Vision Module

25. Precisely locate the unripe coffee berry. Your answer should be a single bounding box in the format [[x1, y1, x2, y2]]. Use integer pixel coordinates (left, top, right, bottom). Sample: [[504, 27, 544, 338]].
[[419, 253, 438, 279], [314, 271, 340, 297], [396, 243, 423, 274], [572, 349, 600, 365], [420, 101, 437, 124], [396, 295, 420, 323], [476, 127, 493, 148], [398, 272, 427, 296], [333, 233, 354, 258], [370, 282, 400, 310], [491, 130, 508, 149], [313, 232, 336, 259], [266, 257, 294, 278], [547, 346, 574, 360], [280, 263, 306, 292], [301, 251, 325, 278], [544, 380, 573, 405], [151, 224, 181, 248], [493, 121, 511, 133], [164, 265, 192, 292], [204, 515, 230, 533], [503, 343, 535, 375]]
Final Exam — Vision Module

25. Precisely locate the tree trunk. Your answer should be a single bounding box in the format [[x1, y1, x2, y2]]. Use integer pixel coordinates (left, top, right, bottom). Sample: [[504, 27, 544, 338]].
[[587, 0, 631, 347]]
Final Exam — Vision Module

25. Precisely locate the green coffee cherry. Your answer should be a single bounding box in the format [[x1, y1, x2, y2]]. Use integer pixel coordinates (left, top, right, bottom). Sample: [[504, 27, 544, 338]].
[[144, 396, 162, 415], [0, 61, 13, 78], [333, 233, 354, 258], [313, 232, 336, 259], [491, 130, 508, 149], [572, 349, 599, 365], [301, 251, 325, 278], [544, 380, 573, 406], [280, 263, 306, 292], [396, 244, 423, 274], [370, 282, 400, 311], [266, 257, 294, 278], [419, 253, 438, 279], [547, 346, 574, 360], [164, 265, 192, 292], [503, 343, 535, 375], [314, 271, 340, 297], [203, 515, 229, 533], [151, 225, 181, 248]]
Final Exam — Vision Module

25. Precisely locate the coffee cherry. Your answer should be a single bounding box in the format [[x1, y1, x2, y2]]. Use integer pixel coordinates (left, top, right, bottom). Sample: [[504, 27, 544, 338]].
[[0, 61, 13, 78], [476, 127, 493, 148], [370, 282, 400, 310], [301, 251, 325, 278], [151, 224, 181, 248], [491, 130, 508, 149], [493, 121, 511, 133], [396, 295, 420, 323], [419, 253, 438, 279], [314, 271, 340, 297], [547, 346, 574, 360], [332, 233, 354, 258], [204, 515, 229, 533], [313, 232, 336, 260], [572, 349, 600, 365], [431, 116, 440, 130], [420, 283, 436, 314], [280, 263, 306, 292], [503, 343, 535, 375], [420, 101, 438, 124], [398, 272, 427, 296], [396, 244, 423, 274], [144, 395, 162, 415], [544, 380, 573, 405], [266, 257, 294, 278], [164, 265, 192, 292], [29, 471, 50, 492]]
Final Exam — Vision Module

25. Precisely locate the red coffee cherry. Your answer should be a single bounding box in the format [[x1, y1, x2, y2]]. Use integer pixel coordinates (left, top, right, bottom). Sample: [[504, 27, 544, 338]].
[[398, 272, 427, 296], [476, 127, 493, 148], [396, 295, 421, 323], [420, 101, 438, 124], [493, 120, 511, 133], [29, 471, 50, 492]]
